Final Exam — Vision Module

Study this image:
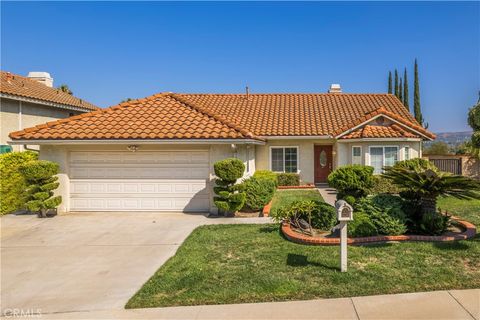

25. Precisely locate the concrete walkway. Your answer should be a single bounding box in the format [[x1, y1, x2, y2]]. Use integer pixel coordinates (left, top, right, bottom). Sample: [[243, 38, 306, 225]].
[[316, 184, 337, 205], [9, 289, 479, 319]]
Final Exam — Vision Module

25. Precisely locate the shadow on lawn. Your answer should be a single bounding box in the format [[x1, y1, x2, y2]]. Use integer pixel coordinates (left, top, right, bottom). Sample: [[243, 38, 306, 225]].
[[432, 241, 471, 250], [286, 253, 338, 271], [258, 225, 278, 233]]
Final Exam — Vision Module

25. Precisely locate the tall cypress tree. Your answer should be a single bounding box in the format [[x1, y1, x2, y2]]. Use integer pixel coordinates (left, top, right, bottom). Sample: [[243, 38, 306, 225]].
[[399, 78, 403, 102], [394, 69, 399, 98], [414, 59, 423, 125], [388, 71, 393, 94], [403, 68, 410, 111]]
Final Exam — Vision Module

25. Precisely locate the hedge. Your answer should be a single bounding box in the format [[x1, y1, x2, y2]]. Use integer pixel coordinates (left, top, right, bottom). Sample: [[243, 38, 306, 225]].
[[0, 151, 38, 215]]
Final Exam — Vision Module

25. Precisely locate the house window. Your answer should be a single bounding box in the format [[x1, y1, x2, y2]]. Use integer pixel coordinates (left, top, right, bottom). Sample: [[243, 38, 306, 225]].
[[404, 146, 410, 160], [270, 147, 298, 173], [352, 146, 362, 165], [369, 146, 399, 174]]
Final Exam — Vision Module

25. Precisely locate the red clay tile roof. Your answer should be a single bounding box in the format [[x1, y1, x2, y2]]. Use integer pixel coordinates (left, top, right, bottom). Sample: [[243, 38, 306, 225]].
[[9, 91, 435, 141], [334, 106, 435, 140], [175, 93, 433, 138], [1, 71, 98, 111], [341, 123, 421, 139], [9, 93, 258, 141]]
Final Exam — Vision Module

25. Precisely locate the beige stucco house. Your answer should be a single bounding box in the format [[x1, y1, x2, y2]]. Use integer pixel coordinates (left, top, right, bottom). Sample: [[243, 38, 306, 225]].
[[8, 86, 435, 214], [1, 71, 98, 152]]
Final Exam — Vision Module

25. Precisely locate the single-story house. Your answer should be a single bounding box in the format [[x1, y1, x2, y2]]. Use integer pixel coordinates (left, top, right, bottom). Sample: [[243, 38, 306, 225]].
[[8, 86, 435, 214], [1, 71, 99, 152]]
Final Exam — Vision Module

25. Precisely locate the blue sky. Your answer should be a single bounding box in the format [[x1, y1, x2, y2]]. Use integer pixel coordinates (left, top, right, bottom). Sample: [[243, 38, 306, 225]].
[[1, 1, 478, 132]]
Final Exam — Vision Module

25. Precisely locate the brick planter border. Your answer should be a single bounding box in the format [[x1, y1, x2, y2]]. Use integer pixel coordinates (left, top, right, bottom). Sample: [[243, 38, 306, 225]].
[[262, 200, 272, 217], [281, 217, 476, 245]]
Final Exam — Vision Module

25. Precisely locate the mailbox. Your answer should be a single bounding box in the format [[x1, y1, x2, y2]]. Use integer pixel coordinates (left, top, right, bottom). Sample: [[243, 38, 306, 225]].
[[335, 200, 354, 221]]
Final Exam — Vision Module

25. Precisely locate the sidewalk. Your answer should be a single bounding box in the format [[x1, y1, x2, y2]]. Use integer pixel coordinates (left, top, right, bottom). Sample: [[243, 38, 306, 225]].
[[13, 289, 479, 320], [316, 184, 337, 206]]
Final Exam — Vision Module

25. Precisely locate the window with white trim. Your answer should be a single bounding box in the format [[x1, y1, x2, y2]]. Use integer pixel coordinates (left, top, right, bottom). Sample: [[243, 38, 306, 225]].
[[369, 146, 399, 174], [352, 146, 362, 165], [271, 147, 298, 173], [404, 146, 410, 160]]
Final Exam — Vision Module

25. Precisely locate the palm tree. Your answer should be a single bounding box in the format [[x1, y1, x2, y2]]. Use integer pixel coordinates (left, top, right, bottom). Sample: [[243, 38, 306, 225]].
[[57, 84, 73, 95], [383, 160, 480, 215]]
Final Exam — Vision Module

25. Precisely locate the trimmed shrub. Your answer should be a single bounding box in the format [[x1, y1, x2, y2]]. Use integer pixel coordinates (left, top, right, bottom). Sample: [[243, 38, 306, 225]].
[[270, 200, 337, 231], [354, 197, 407, 236], [327, 165, 374, 200], [213, 158, 246, 214], [253, 170, 278, 187], [0, 151, 38, 215], [277, 173, 300, 186], [19, 160, 62, 217], [310, 201, 337, 230], [370, 175, 402, 194], [242, 176, 276, 211], [348, 212, 377, 237]]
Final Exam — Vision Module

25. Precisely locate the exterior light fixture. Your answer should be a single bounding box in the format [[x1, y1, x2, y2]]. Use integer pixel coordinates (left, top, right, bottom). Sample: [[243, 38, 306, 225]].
[[127, 145, 139, 152]]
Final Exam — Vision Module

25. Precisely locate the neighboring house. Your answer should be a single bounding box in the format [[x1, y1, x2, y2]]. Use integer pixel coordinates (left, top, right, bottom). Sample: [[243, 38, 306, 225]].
[[1, 71, 98, 152], [8, 85, 435, 214]]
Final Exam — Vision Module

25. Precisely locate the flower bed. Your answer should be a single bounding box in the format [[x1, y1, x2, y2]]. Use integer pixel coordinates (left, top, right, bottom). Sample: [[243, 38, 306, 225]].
[[281, 217, 476, 245]]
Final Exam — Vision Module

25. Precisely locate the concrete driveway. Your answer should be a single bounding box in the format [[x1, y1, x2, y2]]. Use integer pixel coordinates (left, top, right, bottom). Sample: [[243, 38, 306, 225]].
[[1, 212, 270, 316]]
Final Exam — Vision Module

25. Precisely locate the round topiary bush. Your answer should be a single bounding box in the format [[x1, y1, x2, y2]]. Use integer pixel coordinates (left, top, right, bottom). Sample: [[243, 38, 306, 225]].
[[213, 158, 246, 215], [19, 160, 62, 218]]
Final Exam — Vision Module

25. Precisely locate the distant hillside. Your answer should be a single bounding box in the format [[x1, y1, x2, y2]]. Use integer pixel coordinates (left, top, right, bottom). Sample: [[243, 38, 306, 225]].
[[424, 131, 472, 147]]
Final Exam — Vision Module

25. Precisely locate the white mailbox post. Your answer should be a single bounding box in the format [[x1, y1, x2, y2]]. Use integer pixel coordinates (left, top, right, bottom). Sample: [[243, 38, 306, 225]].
[[335, 200, 354, 272]]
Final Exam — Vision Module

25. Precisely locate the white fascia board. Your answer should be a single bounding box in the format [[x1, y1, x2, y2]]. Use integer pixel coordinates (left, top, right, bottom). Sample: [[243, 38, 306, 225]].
[[0, 93, 95, 113], [335, 114, 433, 141], [8, 139, 265, 145]]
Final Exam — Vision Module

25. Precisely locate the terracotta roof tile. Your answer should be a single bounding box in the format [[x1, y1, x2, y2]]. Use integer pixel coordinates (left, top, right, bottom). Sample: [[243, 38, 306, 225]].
[[9, 91, 435, 141], [10, 93, 254, 141], [1, 71, 98, 111]]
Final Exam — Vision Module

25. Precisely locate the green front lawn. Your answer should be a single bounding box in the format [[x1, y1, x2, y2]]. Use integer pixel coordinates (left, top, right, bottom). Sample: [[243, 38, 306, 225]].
[[127, 197, 480, 309], [270, 189, 324, 213]]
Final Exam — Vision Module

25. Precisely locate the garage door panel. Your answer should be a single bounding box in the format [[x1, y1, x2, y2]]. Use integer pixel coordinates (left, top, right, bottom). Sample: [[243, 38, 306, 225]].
[[70, 196, 209, 212], [69, 151, 210, 212]]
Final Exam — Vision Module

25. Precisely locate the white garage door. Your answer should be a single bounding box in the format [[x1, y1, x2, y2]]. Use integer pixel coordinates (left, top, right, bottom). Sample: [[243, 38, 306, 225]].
[[69, 151, 210, 212]]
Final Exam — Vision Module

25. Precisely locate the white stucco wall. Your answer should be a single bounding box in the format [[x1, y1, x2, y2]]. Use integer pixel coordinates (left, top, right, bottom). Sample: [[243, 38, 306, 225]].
[[255, 139, 337, 183]]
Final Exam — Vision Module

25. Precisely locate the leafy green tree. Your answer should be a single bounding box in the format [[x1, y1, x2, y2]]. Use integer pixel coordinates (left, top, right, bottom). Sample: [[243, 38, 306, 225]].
[[394, 69, 399, 98], [403, 68, 409, 110], [57, 84, 73, 95], [19, 160, 62, 218], [423, 141, 451, 155], [388, 71, 393, 94], [213, 158, 246, 215], [468, 93, 480, 149], [413, 59, 423, 125]]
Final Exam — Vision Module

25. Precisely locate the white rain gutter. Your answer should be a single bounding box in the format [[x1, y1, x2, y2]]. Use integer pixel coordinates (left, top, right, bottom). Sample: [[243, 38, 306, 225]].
[[8, 139, 266, 145]]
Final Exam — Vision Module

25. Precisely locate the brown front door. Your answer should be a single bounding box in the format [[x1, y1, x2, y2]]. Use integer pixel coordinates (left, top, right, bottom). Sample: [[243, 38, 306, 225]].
[[314, 145, 333, 183]]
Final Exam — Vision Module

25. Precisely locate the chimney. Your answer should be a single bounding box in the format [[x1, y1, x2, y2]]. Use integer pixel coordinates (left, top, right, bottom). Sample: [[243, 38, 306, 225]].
[[328, 83, 342, 93], [27, 72, 53, 87]]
